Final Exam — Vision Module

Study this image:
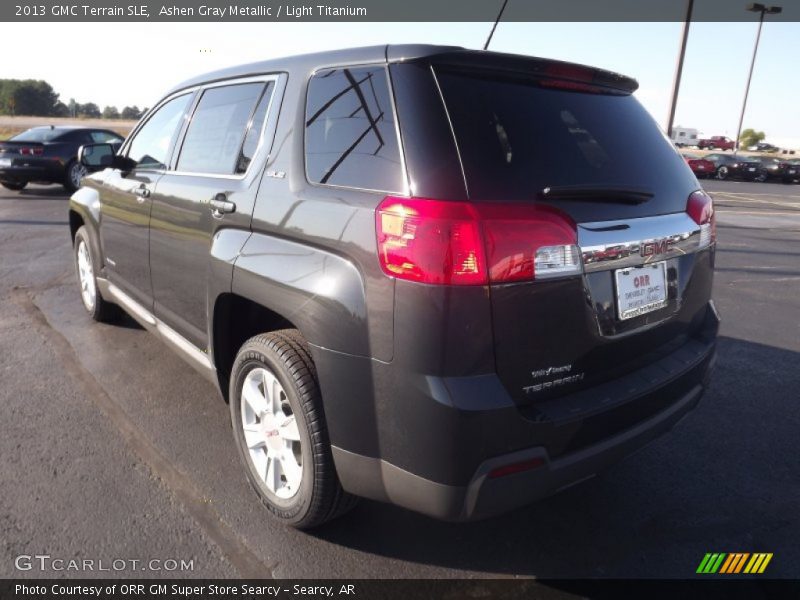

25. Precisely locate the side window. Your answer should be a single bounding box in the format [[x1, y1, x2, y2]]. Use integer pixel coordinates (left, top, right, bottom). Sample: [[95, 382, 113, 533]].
[[177, 82, 265, 175], [305, 66, 404, 192], [58, 130, 92, 144], [91, 131, 122, 143], [236, 82, 275, 174], [127, 94, 192, 170]]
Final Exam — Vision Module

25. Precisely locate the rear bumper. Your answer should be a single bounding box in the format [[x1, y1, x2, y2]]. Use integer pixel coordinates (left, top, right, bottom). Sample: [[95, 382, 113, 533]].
[[0, 163, 62, 184], [321, 301, 719, 521]]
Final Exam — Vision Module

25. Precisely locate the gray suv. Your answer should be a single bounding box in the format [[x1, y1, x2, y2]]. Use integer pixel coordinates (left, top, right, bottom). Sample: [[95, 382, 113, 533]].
[[70, 45, 718, 528]]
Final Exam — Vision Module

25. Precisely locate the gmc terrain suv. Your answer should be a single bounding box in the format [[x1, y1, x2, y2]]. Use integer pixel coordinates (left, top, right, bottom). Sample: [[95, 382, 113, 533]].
[[69, 45, 718, 528]]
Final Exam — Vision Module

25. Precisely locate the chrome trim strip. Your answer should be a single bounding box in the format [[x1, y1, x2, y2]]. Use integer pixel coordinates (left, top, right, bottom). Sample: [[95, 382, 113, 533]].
[[96, 279, 217, 383], [579, 213, 701, 273]]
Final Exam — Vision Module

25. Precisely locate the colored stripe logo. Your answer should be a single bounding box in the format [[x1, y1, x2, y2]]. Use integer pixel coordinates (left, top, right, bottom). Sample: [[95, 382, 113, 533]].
[[696, 552, 773, 574]]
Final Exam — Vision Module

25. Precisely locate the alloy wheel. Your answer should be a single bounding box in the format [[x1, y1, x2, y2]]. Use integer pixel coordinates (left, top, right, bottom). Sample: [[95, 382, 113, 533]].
[[76, 240, 96, 312], [240, 367, 303, 499]]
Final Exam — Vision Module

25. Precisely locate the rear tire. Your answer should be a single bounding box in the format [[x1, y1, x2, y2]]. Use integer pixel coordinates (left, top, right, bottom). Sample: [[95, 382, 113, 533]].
[[1, 181, 27, 191], [229, 330, 358, 529], [64, 160, 87, 193], [716, 166, 729, 180], [73, 226, 120, 322]]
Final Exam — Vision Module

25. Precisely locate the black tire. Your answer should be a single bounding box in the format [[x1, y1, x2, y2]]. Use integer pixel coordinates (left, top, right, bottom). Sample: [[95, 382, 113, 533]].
[[63, 159, 86, 193], [229, 330, 357, 529], [73, 226, 121, 322], [1, 181, 27, 191]]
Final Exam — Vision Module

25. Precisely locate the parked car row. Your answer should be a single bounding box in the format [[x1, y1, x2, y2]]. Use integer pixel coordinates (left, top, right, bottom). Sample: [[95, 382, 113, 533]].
[[682, 152, 799, 183]]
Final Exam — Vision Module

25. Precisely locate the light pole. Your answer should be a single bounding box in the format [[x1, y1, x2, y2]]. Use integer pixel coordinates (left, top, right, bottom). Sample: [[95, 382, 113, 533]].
[[734, 3, 782, 154], [666, 0, 694, 139]]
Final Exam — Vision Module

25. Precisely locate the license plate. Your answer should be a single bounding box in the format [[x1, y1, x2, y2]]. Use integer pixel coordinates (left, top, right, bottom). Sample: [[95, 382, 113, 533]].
[[789, 170, 796, 175], [615, 262, 668, 321], [748, 167, 756, 172], [697, 165, 705, 170], [0, 158, 11, 167]]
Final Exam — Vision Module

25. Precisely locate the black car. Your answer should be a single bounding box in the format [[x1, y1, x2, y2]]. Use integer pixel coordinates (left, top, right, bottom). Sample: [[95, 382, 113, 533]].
[[69, 45, 718, 528], [703, 153, 762, 181], [0, 126, 124, 192], [751, 156, 799, 183]]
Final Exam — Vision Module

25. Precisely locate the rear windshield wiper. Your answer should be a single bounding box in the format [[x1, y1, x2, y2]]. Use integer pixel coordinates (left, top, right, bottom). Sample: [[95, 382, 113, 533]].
[[540, 185, 654, 204]]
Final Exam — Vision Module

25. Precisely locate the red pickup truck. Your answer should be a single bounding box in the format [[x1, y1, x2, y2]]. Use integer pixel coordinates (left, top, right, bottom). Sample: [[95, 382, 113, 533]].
[[698, 136, 735, 151]]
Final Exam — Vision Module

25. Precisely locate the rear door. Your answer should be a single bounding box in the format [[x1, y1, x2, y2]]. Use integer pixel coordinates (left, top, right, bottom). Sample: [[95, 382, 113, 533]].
[[148, 76, 283, 350], [99, 93, 194, 308], [434, 67, 714, 404]]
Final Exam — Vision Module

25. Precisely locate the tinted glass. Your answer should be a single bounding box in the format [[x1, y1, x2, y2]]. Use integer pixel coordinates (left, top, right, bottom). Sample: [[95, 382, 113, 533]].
[[12, 128, 63, 142], [57, 130, 93, 143], [127, 94, 192, 170], [236, 82, 275, 174], [436, 69, 696, 215], [177, 83, 264, 175], [91, 131, 123, 143], [305, 66, 403, 192]]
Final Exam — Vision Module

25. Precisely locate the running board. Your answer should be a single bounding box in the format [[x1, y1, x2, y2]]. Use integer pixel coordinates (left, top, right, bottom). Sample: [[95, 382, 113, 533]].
[[96, 278, 217, 385]]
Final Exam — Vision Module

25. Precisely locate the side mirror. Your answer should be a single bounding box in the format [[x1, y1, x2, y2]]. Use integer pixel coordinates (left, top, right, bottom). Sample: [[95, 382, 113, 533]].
[[79, 143, 115, 171]]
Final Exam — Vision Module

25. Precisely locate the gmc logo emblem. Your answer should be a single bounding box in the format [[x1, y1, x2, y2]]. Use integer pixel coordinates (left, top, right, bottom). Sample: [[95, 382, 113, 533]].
[[640, 238, 673, 257]]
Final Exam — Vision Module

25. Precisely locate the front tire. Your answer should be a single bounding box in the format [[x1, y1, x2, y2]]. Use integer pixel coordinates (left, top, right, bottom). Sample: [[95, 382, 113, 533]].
[[1, 181, 27, 191], [716, 166, 729, 180], [229, 330, 357, 529], [73, 226, 120, 322]]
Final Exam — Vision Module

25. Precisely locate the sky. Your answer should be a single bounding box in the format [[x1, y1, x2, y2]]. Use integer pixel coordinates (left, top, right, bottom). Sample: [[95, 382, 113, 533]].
[[2, 20, 798, 148]]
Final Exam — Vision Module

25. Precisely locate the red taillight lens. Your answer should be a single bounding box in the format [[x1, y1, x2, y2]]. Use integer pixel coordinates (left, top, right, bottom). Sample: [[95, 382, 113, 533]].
[[376, 197, 580, 285], [687, 189, 715, 247], [478, 203, 579, 282], [376, 197, 485, 285], [19, 146, 43, 156]]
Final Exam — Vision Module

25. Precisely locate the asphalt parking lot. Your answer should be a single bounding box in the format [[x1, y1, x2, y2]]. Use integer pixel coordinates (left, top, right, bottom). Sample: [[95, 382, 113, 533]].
[[0, 179, 798, 581]]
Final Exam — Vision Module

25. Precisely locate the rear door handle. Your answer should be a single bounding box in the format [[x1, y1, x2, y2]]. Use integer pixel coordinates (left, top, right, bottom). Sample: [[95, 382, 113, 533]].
[[133, 186, 150, 201], [210, 193, 236, 217]]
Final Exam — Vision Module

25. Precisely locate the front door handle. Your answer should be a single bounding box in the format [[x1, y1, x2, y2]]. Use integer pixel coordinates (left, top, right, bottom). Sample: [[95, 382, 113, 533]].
[[210, 193, 236, 217], [133, 186, 150, 201]]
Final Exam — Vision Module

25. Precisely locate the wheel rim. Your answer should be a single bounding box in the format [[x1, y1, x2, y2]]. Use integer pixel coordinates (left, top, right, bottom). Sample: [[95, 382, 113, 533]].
[[70, 162, 87, 188], [76, 240, 96, 311], [718, 166, 728, 179], [240, 367, 302, 499]]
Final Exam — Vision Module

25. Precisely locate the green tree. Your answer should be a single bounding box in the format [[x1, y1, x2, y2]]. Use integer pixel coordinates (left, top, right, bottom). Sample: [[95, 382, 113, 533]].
[[0, 79, 59, 116], [102, 105, 120, 119], [120, 105, 141, 119], [78, 102, 101, 118], [740, 128, 765, 149]]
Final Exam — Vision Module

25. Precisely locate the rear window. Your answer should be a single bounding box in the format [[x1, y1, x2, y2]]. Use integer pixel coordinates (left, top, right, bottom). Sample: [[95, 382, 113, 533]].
[[11, 128, 63, 142], [305, 66, 404, 192], [435, 69, 695, 215]]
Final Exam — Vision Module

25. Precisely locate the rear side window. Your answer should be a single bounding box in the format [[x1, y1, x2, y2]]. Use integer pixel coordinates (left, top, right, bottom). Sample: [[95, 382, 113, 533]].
[[11, 128, 62, 142], [435, 69, 694, 211], [177, 82, 268, 175], [305, 66, 404, 192], [91, 131, 122, 143]]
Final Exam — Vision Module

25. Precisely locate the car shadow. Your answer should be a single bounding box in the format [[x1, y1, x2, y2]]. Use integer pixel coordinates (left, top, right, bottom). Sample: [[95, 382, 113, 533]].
[[310, 336, 799, 578]]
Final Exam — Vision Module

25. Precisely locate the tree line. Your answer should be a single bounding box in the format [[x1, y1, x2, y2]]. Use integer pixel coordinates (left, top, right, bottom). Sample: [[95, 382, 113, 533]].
[[0, 79, 147, 120]]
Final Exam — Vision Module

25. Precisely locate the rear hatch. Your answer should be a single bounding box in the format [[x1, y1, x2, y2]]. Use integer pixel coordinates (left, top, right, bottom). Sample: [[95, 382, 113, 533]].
[[433, 58, 715, 405]]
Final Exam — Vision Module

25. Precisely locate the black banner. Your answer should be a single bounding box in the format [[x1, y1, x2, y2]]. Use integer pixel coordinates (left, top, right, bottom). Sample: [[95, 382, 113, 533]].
[[3, 0, 800, 22]]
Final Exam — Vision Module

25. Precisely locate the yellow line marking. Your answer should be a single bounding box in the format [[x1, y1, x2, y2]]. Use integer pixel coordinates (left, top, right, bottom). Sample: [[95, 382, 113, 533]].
[[758, 553, 773, 574], [744, 554, 759, 573]]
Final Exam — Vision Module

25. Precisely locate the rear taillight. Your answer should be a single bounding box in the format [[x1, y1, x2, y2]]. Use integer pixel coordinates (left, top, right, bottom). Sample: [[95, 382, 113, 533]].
[[687, 190, 715, 248], [375, 197, 580, 286], [19, 147, 43, 156]]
